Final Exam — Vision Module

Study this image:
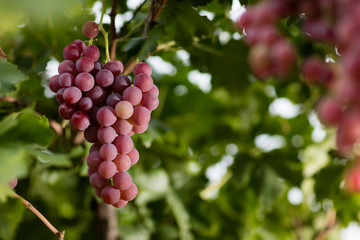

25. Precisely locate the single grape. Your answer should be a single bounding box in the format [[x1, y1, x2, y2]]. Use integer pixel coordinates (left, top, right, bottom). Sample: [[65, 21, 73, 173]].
[[91, 61, 102, 75], [58, 102, 77, 119], [84, 125, 100, 143], [103, 61, 123, 76], [89, 106, 100, 124], [63, 86, 82, 104], [96, 69, 114, 87], [133, 62, 152, 76], [113, 199, 128, 208], [75, 72, 95, 91], [120, 183, 138, 201], [58, 60, 77, 75], [58, 73, 75, 88], [127, 148, 139, 165], [123, 86, 143, 105], [271, 40, 296, 77], [127, 131, 134, 137], [96, 106, 117, 126], [113, 154, 131, 172], [71, 39, 86, 52], [133, 73, 154, 92], [9, 178, 18, 189], [63, 44, 81, 61], [71, 111, 90, 131], [316, 96, 343, 126], [86, 86, 107, 106], [132, 123, 148, 134], [99, 143, 118, 161], [83, 45, 100, 61], [132, 106, 151, 126], [112, 118, 133, 135], [113, 134, 133, 154], [78, 97, 93, 112], [82, 21, 99, 39], [101, 186, 120, 205], [98, 160, 117, 179], [89, 172, 108, 189], [141, 92, 159, 111], [113, 172, 132, 190], [76, 56, 94, 73], [115, 101, 134, 119], [148, 85, 159, 97], [106, 93, 122, 108], [97, 126, 117, 144], [86, 151, 103, 170], [56, 88, 65, 104], [89, 143, 102, 153], [49, 75, 61, 93], [112, 75, 131, 94]]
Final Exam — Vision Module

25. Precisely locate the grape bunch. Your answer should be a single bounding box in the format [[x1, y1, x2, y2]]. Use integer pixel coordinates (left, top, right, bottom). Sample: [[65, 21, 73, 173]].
[[48, 21, 159, 207], [237, 1, 360, 192]]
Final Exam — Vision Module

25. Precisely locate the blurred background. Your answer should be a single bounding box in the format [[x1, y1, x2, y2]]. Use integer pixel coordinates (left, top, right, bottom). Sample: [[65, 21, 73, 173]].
[[0, 0, 359, 239]]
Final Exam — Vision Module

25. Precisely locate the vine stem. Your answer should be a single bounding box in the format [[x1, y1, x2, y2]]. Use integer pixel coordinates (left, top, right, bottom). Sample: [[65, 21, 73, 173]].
[[13, 193, 65, 240], [100, 0, 111, 63]]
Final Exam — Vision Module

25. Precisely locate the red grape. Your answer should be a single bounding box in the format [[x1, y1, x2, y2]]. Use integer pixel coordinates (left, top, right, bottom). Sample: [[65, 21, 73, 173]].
[[99, 143, 118, 161], [75, 72, 95, 91], [89, 172, 108, 189], [63, 86, 82, 104], [115, 101, 134, 119], [84, 125, 100, 143], [141, 92, 159, 111], [76, 56, 94, 73], [127, 148, 139, 165], [112, 75, 131, 94], [113, 134, 133, 154], [96, 106, 117, 126], [134, 73, 153, 92], [112, 118, 133, 135], [58, 102, 77, 119], [82, 21, 99, 39], [101, 186, 120, 205], [133, 62, 152, 76], [113, 154, 131, 172], [83, 45, 100, 61], [97, 126, 117, 144], [96, 69, 114, 87], [49, 75, 61, 93], [98, 160, 117, 179], [58, 73, 75, 88], [63, 44, 81, 61], [123, 86, 143, 105], [71, 111, 90, 131], [86, 151, 103, 170], [132, 106, 151, 126], [120, 183, 138, 201], [113, 172, 132, 190]]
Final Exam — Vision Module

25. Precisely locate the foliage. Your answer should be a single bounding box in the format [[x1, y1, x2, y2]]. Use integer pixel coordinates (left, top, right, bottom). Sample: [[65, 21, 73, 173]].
[[0, 0, 355, 239]]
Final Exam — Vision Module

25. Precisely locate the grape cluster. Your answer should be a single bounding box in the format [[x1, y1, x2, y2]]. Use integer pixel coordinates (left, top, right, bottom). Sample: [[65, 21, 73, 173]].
[[49, 21, 159, 207]]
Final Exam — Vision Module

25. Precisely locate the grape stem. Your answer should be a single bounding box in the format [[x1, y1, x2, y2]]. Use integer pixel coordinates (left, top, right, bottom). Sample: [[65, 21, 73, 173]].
[[13, 193, 65, 240], [100, 0, 111, 63]]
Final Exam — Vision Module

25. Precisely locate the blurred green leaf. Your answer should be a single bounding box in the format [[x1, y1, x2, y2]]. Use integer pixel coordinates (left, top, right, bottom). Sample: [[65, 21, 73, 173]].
[[0, 59, 28, 95], [0, 198, 25, 240]]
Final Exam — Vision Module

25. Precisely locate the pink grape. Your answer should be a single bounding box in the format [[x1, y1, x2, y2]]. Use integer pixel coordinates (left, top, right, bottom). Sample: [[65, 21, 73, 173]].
[[112, 75, 131, 94], [96, 106, 117, 126], [141, 92, 159, 111], [127, 131, 134, 137], [9, 178, 18, 189], [106, 93, 122, 108], [86, 86, 107, 106], [120, 183, 138, 201], [97, 126, 117, 144], [76, 56, 94, 73], [98, 161, 117, 179], [49, 75, 61, 93], [58, 60, 77, 75], [63, 44, 81, 61], [63, 86, 82, 104], [148, 85, 159, 97], [83, 45, 100, 61], [127, 148, 139, 165], [75, 72, 95, 91], [112, 118, 133, 135], [99, 143, 118, 161], [133, 73, 153, 92], [271, 40, 296, 77], [58, 102, 76, 119], [89, 172, 108, 189], [113, 172, 132, 190], [101, 186, 120, 205], [84, 125, 100, 143], [316, 96, 343, 126], [56, 88, 65, 104], [71, 39, 86, 52], [133, 62, 152, 76], [82, 21, 99, 39], [113, 134, 133, 154], [58, 73, 74, 88], [89, 143, 102, 153], [86, 151, 103, 170], [78, 97, 93, 112], [115, 101, 134, 119], [103, 60, 123, 76], [123, 86, 143, 105], [96, 69, 114, 87], [113, 199, 128, 208], [132, 123, 148, 134], [132, 106, 151, 126], [71, 111, 90, 131], [113, 154, 131, 172]]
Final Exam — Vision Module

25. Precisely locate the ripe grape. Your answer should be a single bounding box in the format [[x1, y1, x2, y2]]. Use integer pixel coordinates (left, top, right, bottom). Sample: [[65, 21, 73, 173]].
[[63, 86, 82, 104], [106, 93, 122, 108], [98, 160, 117, 179], [96, 69, 114, 87], [101, 186, 120, 205], [96, 106, 117, 126], [132, 106, 151, 126], [89, 172, 108, 189], [112, 118, 133, 135], [84, 125, 100, 143], [63, 44, 81, 61], [71, 111, 90, 131], [78, 97, 93, 112], [58, 73, 75, 88], [75, 72, 95, 91], [56, 88, 65, 104], [141, 92, 159, 111], [123, 86, 143, 105], [133, 73, 153, 92], [83, 45, 100, 61], [76, 56, 94, 73], [58, 60, 77, 75], [316, 96, 343, 126], [97, 126, 117, 144], [127, 148, 139, 165], [89, 143, 102, 153], [99, 143, 118, 161], [58, 102, 76, 119], [49, 75, 61, 93], [113, 172, 132, 190], [120, 183, 138, 201], [132, 123, 148, 134], [71, 39, 86, 52], [113, 134, 133, 154], [103, 60, 123, 76], [86, 86, 107, 106], [133, 62, 152, 76], [113, 199, 128, 208], [112, 75, 131, 94], [115, 101, 134, 119], [148, 85, 159, 97], [86, 151, 103, 170], [113, 154, 131, 172], [82, 21, 99, 39]]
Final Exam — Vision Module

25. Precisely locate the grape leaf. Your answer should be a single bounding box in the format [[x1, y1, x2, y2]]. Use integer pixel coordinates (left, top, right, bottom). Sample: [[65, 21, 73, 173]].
[[0, 198, 25, 240], [0, 58, 28, 95]]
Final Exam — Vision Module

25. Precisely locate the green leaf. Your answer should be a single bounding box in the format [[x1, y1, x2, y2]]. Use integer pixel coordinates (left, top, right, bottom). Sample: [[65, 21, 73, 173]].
[[139, 26, 160, 60], [0, 145, 28, 186], [0, 198, 25, 240], [0, 58, 28, 95]]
